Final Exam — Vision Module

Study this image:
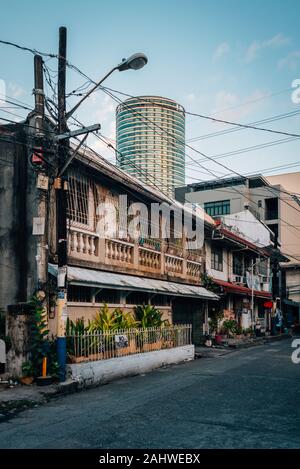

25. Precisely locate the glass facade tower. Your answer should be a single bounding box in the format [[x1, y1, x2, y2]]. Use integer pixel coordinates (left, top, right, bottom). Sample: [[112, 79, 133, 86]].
[[116, 96, 185, 198]]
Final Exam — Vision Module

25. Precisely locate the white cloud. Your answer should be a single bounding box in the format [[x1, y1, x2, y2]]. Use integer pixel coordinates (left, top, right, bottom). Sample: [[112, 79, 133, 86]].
[[93, 94, 115, 122], [7, 82, 26, 99], [74, 92, 117, 161], [213, 42, 230, 62], [263, 33, 290, 48], [212, 89, 267, 121], [184, 93, 197, 103], [278, 51, 300, 70], [244, 33, 290, 63], [244, 41, 261, 64]]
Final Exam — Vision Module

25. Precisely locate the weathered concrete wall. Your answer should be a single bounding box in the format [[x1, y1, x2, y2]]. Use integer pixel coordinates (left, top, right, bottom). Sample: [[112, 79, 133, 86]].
[[67, 345, 194, 388], [0, 122, 45, 374], [0, 123, 40, 311], [0, 126, 28, 311], [5, 311, 31, 376]]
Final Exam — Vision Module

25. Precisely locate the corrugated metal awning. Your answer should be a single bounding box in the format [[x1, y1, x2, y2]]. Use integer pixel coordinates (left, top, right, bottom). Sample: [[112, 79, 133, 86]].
[[49, 264, 219, 300]]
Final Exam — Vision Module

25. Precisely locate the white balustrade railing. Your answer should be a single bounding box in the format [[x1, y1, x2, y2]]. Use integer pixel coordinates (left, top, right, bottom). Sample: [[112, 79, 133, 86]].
[[69, 227, 203, 281], [165, 254, 183, 274], [139, 247, 161, 270], [187, 260, 201, 278], [106, 239, 134, 265], [69, 228, 98, 259]]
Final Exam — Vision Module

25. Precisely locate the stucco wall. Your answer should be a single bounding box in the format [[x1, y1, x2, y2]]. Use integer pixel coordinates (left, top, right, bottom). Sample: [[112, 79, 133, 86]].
[[67, 344, 194, 388], [184, 184, 247, 214], [205, 240, 230, 281]]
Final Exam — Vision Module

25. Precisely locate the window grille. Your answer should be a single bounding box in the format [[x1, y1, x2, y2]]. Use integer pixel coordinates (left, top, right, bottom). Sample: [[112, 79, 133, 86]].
[[68, 174, 89, 225]]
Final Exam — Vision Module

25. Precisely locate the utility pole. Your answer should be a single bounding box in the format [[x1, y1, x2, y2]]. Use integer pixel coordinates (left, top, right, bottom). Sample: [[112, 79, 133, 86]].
[[251, 259, 254, 326], [33, 54, 48, 288], [55, 26, 68, 381], [50, 28, 147, 382], [271, 233, 280, 335]]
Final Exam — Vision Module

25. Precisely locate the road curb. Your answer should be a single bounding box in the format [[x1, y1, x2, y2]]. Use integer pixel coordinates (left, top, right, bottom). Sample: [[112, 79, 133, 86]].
[[0, 379, 79, 422], [227, 333, 291, 349]]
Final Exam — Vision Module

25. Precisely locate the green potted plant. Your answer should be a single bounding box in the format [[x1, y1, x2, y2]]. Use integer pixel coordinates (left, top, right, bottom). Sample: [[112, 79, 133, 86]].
[[20, 361, 34, 385], [222, 319, 239, 338], [134, 305, 168, 351]]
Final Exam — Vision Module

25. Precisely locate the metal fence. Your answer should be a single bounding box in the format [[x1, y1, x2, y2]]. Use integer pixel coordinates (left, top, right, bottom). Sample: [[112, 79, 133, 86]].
[[67, 324, 192, 363]]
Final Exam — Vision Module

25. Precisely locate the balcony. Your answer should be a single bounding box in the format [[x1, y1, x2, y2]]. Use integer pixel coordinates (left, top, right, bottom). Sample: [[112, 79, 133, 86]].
[[68, 226, 203, 284]]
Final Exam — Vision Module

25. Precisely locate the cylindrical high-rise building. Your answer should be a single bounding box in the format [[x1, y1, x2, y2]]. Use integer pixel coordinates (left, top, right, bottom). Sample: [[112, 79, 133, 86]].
[[116, 96, 185, 198]]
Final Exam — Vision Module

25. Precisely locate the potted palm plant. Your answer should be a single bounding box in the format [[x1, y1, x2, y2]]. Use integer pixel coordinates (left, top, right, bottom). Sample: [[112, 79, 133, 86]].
[[134, 305, 168, 352], [20, 361, 34, 385]]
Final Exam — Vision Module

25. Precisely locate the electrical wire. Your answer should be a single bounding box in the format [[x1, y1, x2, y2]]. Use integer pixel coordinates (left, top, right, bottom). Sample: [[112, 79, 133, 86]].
[[2, 38, 300, 251], [96, 85, 300, 221]]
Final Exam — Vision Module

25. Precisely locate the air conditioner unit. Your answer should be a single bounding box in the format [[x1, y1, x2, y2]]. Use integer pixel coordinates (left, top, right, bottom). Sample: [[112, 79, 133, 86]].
[[232, 275, 246, 284], [260, 275, 269, 283]]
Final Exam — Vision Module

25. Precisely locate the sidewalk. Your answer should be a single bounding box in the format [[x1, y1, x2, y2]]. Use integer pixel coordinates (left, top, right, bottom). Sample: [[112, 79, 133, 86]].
[[195, 332, 291, 358], [0, 379, 78, 421]]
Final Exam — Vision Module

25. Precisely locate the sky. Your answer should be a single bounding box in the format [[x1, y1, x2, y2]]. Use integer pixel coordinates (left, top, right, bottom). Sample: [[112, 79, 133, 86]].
[[1, 0, 300, 184]]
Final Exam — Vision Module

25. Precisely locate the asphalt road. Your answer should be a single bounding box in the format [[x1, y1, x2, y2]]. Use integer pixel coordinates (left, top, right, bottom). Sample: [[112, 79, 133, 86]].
[[0, 339, 299, 449]]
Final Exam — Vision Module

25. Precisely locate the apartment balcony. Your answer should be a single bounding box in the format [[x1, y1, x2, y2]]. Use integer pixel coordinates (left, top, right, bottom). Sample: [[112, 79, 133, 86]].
[[229, 273, 270, 293], [68, 226, 203, 284]]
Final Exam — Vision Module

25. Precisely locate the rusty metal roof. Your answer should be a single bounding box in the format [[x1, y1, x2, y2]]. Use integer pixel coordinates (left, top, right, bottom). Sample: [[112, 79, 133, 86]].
[[49, 264, 219, 300]]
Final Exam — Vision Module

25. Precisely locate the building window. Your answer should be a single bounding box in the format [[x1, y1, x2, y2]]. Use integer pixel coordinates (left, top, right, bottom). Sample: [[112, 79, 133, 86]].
[[265, 197, 278, 220], [233, 253, 243, 276], [211, 245, 223, 271], [126, 291, 149, 305], [267, 223, 279, 240], [68, 176, 90, 225], [258, 258, 268, 276], [152, 295, 171, 306], [95, 289, 120, 304], [68, 285, 92, 302], [204, 200, 230, 217]]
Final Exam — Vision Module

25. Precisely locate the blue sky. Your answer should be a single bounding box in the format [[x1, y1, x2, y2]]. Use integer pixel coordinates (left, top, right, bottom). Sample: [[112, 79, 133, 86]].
[[1, 0, 300, 183]]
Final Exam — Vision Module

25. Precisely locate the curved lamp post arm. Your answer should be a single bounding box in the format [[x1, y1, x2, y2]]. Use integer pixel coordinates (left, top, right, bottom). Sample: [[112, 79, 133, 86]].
[[65, 66, 117, 120], [65, 52, 148, 120]]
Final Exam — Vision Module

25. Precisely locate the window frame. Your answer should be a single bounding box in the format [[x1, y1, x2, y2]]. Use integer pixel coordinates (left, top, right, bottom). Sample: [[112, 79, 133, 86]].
[[211, 245, 223, 271], [204, 200, 230, 217]]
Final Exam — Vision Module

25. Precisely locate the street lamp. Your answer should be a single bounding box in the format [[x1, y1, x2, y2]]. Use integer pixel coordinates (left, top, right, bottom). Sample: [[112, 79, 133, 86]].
[[117, 53, 148, 71], [66, 52, 148, 120]]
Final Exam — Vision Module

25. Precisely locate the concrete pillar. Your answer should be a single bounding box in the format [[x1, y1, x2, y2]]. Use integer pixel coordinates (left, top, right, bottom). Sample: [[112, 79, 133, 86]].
[[133, 241, 139, 269], [98, 237, 106, 263]]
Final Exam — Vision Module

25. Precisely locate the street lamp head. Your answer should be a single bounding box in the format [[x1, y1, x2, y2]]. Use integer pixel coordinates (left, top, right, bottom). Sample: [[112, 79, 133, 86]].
[[117, 53, 148, 72]]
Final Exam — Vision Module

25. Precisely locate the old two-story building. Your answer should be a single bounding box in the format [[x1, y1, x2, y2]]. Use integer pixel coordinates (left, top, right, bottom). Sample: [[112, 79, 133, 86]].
[[205, 209, 274, 332], [0, 116, 219, 373], [47, 145, 220, 344]]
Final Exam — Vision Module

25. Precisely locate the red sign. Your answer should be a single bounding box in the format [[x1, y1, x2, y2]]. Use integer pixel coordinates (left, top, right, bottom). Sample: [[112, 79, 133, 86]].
[[264, 301, 273, 308], [32, 146, 43, 165]]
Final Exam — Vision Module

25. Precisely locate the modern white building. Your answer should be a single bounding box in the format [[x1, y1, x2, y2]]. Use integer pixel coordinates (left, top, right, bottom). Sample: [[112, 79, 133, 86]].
[[176, 172, 300, 322], [116, 96, 185, 198]]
